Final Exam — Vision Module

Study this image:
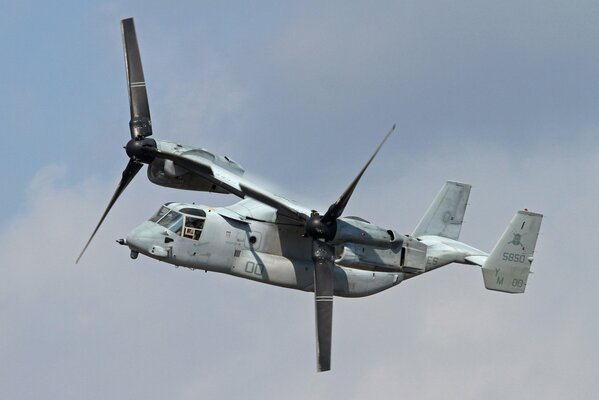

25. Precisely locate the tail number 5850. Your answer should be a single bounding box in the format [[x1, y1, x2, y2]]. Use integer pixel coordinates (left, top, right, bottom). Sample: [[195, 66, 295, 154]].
[[502, 252, 526, 263]]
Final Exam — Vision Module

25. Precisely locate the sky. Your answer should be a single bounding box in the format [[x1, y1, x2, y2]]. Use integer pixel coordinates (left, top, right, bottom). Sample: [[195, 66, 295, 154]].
[[1, 1, 598, 398]]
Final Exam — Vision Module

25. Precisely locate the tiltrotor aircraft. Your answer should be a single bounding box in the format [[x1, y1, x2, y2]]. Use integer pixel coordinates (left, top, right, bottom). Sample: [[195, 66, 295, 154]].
[[77, 18, 543, 372]]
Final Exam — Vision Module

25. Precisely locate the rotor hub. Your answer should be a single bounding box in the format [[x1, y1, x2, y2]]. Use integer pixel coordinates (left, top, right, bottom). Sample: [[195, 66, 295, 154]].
[[125, 137, 157, 164], [305, 212, 337, 242]]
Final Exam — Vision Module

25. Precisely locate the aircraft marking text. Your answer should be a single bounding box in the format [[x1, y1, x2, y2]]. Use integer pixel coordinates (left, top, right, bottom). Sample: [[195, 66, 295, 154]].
[[502, 252, 526, 263]]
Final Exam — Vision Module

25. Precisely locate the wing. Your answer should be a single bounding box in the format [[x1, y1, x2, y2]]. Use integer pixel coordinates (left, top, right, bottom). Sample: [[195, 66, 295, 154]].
[[152, 140, 312, 223]]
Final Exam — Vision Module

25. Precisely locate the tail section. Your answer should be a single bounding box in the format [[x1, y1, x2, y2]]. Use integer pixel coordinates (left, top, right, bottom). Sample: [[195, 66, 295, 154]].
[[412, 181, 471, 240], [481, 210, 543, 293]]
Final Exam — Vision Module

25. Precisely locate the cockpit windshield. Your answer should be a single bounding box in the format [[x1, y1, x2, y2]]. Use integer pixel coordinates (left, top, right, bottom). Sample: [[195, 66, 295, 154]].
[[157, 210, 184, 235], [150, 205, 206, 241], [149, 206, 170, 222]]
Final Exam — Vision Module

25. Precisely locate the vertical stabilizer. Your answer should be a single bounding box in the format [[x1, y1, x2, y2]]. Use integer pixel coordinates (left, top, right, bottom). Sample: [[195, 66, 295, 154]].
[[482, 210, 543, 293], [412, 181, 471, 240]]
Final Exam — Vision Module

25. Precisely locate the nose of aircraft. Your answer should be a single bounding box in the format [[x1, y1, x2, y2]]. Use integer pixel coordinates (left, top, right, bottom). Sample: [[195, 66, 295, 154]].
[[124, 221, 161, 252], [123, 221, 174, 260], [125, 222, 151, 250]]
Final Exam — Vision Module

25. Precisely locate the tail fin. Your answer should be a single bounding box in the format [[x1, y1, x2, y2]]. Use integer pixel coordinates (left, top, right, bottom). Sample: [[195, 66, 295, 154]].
[[482, 210, 543, 293], [412, 181, 471, 240]]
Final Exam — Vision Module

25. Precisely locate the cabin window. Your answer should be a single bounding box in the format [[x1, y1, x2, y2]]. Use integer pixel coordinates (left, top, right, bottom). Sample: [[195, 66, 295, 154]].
[[182, 216, 205, 241]]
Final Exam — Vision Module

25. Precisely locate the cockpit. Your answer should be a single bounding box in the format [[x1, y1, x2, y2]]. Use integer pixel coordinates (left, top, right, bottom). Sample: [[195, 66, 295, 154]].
[[149, 204, 207, 241]]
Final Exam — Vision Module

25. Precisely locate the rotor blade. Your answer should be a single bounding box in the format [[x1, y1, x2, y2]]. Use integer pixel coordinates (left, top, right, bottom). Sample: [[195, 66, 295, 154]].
[[121, 18, 153, 138], [76, 159, 143, 263], [322, 124, 396, 223], [312, 239, 335, 372]]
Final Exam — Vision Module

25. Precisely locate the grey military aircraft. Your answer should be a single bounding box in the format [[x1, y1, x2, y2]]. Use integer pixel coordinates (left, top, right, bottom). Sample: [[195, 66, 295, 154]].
[[77, 18, 543, 372]]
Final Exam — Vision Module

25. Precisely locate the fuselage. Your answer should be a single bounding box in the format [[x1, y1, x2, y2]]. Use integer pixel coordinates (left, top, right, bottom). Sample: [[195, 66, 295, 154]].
[[125, 202, 407, 297], [124, 201, 488, 297]]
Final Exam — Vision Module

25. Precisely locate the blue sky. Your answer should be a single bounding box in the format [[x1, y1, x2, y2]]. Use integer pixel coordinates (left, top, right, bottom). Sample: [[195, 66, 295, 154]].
[[2, 1, 598, 399]]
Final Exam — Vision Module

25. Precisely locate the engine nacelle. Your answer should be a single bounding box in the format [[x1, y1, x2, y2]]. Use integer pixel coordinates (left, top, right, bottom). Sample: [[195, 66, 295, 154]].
[[148, 159, 230, 192], [333, 217, 428, 272], [336, 242, 403, 271], [163, 159, 187, 177], [332, 217, 403, 248], [336, 238, 428, 273], [148, 142, 245, 193]]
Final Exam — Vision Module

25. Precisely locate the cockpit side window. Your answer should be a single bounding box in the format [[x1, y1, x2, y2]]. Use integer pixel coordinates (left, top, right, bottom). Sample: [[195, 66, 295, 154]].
[[154, 207, 205, 240], [149, 206, 171, 223], [182, 216, 205, 240], [157, 210, 184, 235]]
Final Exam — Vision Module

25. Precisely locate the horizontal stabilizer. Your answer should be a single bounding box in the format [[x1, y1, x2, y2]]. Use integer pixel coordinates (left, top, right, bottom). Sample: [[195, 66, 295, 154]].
[[412, 181, 471, 240], [481, 210, 543, 293]]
